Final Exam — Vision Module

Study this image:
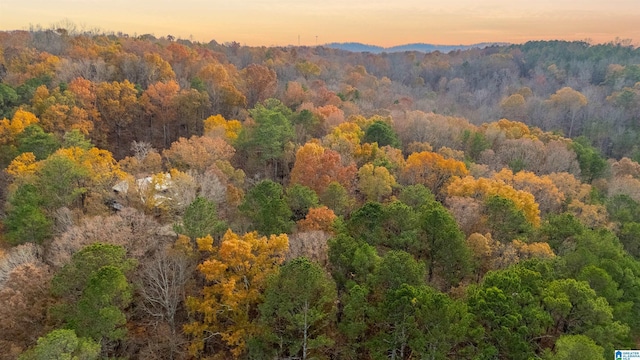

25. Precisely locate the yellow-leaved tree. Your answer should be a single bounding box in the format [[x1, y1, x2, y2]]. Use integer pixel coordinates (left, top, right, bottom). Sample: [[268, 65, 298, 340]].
[[0, 109, 39, 145], [494, 169, 565, 215], [55, 146, 128, 192], [447, 176, 541, 227], [357, 163, 396, 202], [6, 152, 38, 178], [203, 114, 242, 141], [184, 230, 289, 358]]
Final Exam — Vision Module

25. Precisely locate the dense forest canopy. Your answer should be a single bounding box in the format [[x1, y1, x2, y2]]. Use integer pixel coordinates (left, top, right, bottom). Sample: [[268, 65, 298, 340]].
[[1, 27, 640, 359]]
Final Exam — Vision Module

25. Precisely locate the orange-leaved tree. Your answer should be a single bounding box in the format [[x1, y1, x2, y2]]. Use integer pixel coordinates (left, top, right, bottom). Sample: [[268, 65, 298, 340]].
[[297, 206, 337, 233], [95, 80, 139, 156], [401, 151, 468, 196], [140, 80, 180, 148], [290, 141, 356, 197]]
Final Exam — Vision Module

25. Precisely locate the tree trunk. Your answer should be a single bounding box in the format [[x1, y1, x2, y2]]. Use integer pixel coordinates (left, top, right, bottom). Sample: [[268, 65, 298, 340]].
[[303, 299, 309, 360]]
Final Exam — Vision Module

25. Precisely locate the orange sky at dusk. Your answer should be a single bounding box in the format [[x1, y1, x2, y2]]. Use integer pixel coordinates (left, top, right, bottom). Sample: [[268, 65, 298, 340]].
[[1, 0, 639, 47]]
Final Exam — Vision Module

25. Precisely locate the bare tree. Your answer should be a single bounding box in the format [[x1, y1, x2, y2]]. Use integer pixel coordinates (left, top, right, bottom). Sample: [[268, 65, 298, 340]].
[[131, 140, 156, 161], [0, 262, 53, 357], [46, 207, 167, 268], [137, 249, 191, 333], [287, 230, 332, 267], [0, 243, 43, 288]]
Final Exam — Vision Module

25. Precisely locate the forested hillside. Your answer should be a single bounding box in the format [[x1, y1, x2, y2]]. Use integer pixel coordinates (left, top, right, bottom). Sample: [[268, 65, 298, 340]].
[[1, 28, 640, 359]]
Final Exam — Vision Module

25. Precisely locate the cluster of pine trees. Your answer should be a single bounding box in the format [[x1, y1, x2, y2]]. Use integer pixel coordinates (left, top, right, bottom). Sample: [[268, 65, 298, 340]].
[[1, 27, 640, 359]]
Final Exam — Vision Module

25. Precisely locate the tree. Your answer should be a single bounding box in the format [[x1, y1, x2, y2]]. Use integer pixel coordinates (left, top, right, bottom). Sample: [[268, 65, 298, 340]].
[[35, 152, 90, 210], [16, 124, 60, 160], [62, 129, 93, 150], [462, 130, 490, 162], [175, 196, 227, 240], [468, 266, 551, 360], [184, 230, 288, 358], [241, 64, 277, 108], [237, 99, 295, 178], [173, 88, 211, 135], [402, 151, 468, 196], [240, 180, 293, 235], [538, 213, 585, 252], [162, 135, 235, 173], [546, 87, 587, 137], [290, 142, 357, 197], [484, 195, 534, 243], [320, 181, 353, 216], [447, 176, 541, 227], [137, 248, 191, 337], [142, 52, 176, 86], [197, 62, 246, 117], [542, 278, 629, 355], [0, 243, 42, 286], [372, 250, 425, 292], [419, 203, 472, 287], [69, 265, 133, 341], [346, 202, 386, 246], [252, 258, 337, 360], [357, 163, 396, 202], [336, 283, 371, 359], [30, 85, 93, 138], [140, 80, 179, 148], [543, 335, 604, 360], [0, 83, 19, 118], [3, 183, 52, 245], [95, 80, 139, 157], [297, 206, 337, 233], [66, 78, 100, 139], [51, 244, 136, 345], [618, 222, 640, 258], [59, 146, 124, 192], [46, 207, 163, 268], [0, 109, 39, 144], [285, 183, 319, 222], [362, 120, 400, 148], [500, 93, 527, 122], [398, 184, 436, 210], [327, 234, 380, 289], [283, 81, 308, 108], [571, 136, 607, 182], [466, 233, 555, 279], [18, 329, 100, 360], [494, 169, 565, 216], [287, 230, 333, 266], [0, 109, 39, 165], [295, 60, 321, 79], [203, 114, 242, 141], [378, 201, 421, 252], [0, 262, 53, 355], [322, 121, 364, 165], [369, 284, 472, 360]]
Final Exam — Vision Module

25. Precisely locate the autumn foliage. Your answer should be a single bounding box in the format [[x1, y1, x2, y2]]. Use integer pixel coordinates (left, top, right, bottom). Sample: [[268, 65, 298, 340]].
[[402, 151, 468, 195], [290, 142, 356, 196], [185, 230, 288, 358]]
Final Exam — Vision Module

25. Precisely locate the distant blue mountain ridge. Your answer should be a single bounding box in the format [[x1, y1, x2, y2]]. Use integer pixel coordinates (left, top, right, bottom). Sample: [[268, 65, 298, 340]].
[[323, 42, 508, 53]]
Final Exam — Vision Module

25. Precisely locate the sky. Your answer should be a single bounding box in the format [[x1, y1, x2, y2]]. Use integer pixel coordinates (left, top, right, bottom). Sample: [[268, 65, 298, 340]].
[[1, 0, 639, 47]]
